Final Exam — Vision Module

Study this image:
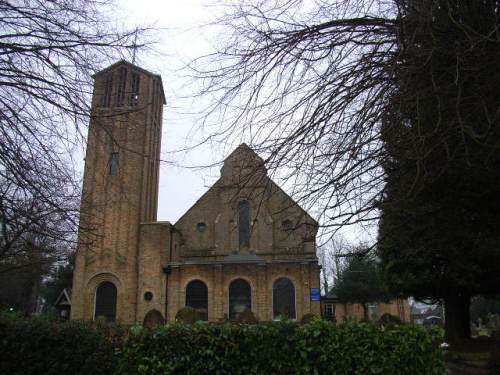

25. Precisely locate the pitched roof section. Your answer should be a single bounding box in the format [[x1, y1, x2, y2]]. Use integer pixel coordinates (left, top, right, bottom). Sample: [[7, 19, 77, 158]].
[[175, 143, 317, 227], [92, 59, 166, 104]]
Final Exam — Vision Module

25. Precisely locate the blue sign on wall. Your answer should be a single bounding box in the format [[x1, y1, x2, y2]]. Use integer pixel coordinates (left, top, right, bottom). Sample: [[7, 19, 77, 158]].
[[310, 288, 321, 301]]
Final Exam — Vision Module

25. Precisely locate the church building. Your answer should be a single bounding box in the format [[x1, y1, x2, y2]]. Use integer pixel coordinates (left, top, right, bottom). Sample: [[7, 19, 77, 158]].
[[71, 60, 321, 324]]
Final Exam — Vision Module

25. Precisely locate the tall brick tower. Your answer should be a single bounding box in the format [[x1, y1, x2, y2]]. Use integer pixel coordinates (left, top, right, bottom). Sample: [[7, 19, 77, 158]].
[[71, 60, 165, 323]]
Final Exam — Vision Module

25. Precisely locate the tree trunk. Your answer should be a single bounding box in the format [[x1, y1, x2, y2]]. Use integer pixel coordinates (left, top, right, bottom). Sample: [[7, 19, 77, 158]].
[[322, 270, 329, 295], [362, 303, 368, 321], [444, 292, 471, 344]]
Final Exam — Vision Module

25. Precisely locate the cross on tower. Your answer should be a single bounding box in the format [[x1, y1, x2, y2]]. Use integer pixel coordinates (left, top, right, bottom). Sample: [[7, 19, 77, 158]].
[[131, 27, 139, 65]]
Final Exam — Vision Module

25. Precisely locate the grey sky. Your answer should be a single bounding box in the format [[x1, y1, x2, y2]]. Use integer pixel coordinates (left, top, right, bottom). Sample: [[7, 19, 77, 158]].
[[117, 0, 223, 224], [111, 0, 376, 245]]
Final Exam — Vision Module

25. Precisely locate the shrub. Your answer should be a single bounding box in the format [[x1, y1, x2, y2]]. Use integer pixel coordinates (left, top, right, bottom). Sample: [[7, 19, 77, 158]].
[[175, 306, 199, 323], [300, 313, 318, 324], [378, 313, 403, 325], [117, 320, 445, 375], [235, 309, 258, 324], [0, 314, 117, 375]]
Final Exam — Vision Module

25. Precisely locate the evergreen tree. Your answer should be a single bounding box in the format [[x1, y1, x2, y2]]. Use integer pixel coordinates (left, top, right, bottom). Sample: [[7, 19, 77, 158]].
[[41, 254, 75, 312], [334, 253, 391, 320], [378, 0, 500, 343]]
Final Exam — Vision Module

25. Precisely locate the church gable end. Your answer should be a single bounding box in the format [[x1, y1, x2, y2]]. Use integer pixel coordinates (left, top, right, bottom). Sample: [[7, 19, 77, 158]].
[[174, 144, 318, 262]]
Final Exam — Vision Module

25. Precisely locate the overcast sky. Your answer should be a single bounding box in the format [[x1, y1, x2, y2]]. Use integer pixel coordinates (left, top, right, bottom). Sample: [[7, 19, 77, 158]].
[[110, 1, 375, 245], [116, 0, 225, 224]]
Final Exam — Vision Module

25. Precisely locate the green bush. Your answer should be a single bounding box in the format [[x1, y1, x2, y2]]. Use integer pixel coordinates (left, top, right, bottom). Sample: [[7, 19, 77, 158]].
[[175, 306, 200, 324], [378, 313, 403, 325], [0, 314, 117, 375], [300, 313, 318, 324], [117, 320, 445, 375], [235, 309, 258, 324]]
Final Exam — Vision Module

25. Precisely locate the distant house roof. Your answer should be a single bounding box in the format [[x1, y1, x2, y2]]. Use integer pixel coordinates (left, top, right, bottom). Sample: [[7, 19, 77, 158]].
[[322, 289, 338, 301], [54, 288, 72, 307]]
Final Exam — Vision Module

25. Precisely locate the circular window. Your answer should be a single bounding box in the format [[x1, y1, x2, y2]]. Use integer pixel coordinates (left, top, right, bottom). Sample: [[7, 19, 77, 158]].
[[196, 222, 206, 233], [144, 291, 153, 302]]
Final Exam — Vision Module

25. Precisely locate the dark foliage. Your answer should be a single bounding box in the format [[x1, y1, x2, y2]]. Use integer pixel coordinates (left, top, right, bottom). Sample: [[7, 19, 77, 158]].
[[0, 313, 117, 375], [378, 0, 500, 342], [235, 309, 258, 324], [333, 253, 392, 320], [0, 0, 151, 283], [175, 306, 201, 324], [379, 313, 403, 325], [117, 320, 444, 374], [40, 253, 75, 311], [470, 296, 500, 325], [300, 313, 319, 324]]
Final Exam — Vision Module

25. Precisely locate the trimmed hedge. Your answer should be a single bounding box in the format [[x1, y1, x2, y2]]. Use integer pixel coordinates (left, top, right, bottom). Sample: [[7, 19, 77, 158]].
[[117, 320, 445, 375], [0, 312, 445, 375], [0, 314, 117, 375]]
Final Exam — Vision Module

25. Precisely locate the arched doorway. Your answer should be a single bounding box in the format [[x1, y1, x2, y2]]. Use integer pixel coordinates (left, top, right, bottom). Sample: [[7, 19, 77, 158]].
[[273, 277, 296, 320], [143, 309, 165, 327], [94, 281, 117, 322], [229, 278, 251, 320], [186, 280, 208, 321]]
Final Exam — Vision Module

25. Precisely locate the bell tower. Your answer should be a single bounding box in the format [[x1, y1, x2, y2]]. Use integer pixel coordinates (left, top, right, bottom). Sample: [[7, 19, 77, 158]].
[[71, 60, 165, 323]]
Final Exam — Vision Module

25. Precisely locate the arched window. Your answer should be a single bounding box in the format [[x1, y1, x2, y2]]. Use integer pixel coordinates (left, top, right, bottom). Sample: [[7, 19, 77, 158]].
[[273, 278, 296, 320], [94, 281, 117, 322], [229, 278, 251, 320], [238, 200, 250, 247], [186, 280, 208, 321]]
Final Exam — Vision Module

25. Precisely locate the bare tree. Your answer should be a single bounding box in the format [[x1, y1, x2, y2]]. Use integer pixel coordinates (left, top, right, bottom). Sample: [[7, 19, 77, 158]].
[[190, 0, 500, 342], [189, 0, 398, 237], [0, 1, 152, 286], [317, 236, 348, 293]]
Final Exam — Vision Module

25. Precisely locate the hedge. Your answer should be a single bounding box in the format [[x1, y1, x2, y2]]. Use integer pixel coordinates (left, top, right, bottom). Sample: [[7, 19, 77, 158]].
[[0, 313, 117, 375], [0, 312, 444, 375], [117, 320, 445, 375]]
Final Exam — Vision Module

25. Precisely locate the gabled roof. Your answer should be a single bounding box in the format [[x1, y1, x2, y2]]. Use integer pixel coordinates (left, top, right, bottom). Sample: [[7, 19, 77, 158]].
[[323, 289, 338, 301], [92, 59, 166, 104], [175, 144, 318, 227], [54, 288, 72, 307]]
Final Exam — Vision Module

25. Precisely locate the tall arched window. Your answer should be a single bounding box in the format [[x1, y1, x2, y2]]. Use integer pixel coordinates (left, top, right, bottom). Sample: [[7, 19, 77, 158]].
[[186, 280, 208, 321], [238, 200, 250, 247], [273, 278, 296, 320], [229, 279, 251, 320], [94, 281, 117, 322]]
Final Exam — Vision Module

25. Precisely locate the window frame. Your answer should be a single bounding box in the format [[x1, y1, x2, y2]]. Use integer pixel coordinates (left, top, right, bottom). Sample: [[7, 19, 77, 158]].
[[185, 279, 209, 321], [100, 74, 113, 107], [116, 67, 127, 107], [238, 200, 250, 248], [94, 281, 117, 322], [109, 152, 119, 176], [272, 277, 297, 320], [228, 278, 252, 321]]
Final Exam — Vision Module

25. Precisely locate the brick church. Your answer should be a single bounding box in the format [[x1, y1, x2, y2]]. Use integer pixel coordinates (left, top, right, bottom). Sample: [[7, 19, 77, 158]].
[[71, 60, 321, 324]]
